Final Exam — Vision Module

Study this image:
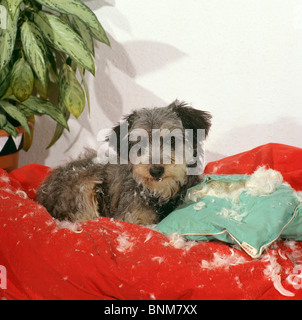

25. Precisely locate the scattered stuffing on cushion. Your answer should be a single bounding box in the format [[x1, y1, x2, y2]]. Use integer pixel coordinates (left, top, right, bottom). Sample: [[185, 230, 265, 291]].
[[1, 143, 302, 299]]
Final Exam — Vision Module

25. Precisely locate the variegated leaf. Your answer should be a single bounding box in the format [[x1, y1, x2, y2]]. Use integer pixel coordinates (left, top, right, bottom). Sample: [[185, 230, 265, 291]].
[[0, 100, 31, 135], [23, 115, 35, 151], [0, 113, 7, 128], [47, 99, 70, 149], [0, 0, 19, 71], [59, 64, 86, 119], [21, 96, 69, 129], [72, 16, 94, 56], [6, 0, 22, 19], [34, 11, 95, 75], [35, 0, 110, 45], [47, 49, 59, 84], [10, 58, 34, 102], [1, 119, 17, 137], [34, 76, 50, 100], [88, 20, 110, 47], [78, 66, 90, 113], [21, 21, 48, 88], [0, 64, 10, 98]]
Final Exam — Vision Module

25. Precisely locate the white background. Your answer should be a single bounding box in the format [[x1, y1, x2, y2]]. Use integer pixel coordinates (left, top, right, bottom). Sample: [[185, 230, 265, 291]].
[[19, 0, 302, 167]]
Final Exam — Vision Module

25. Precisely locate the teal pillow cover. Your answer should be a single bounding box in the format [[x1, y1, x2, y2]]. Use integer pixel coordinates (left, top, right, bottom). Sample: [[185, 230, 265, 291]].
[[155, 171, 302, 258]]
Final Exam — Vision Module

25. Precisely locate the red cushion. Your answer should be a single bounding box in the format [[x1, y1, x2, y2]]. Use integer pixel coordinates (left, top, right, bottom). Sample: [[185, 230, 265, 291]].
[[204, 143, 302, 191], [1, 143, 302, 300]]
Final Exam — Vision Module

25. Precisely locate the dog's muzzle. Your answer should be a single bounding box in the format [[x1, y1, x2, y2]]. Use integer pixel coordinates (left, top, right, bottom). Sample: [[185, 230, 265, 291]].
[[149, 166, 165, 180]]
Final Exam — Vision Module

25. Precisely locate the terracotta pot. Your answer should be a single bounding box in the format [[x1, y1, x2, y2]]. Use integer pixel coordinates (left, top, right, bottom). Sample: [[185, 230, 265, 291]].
[[0, 126, 25, 172]]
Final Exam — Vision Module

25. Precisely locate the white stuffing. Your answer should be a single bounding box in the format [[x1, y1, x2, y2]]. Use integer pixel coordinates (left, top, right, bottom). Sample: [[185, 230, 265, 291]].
[[187, 180, 246, 202], [295, 191, 302, 202], [187, 166, 284, 204], [144, 231, 153, 243], [54, 219, 83, 233], [245, 166, 283, 197], [116, 232, 134, 253], [200, 251, 247, 270], [287, 265, 302, 289], [282, 241, 302, 290], [166, 233, 197, 250], [0, 187, 14, 194], [283, 240, 300, 251], [278, 249, 288, 260], [262, 252, 295, 297], [0, 175, 10, 183], [149, 293, 156, 300], [16, 189, 28, 199], [193, 201, 206, 211], [1, 186, 29, 200], [234, 276, 243, 289], [216, 208, 248, 222], [151, 256, 164, 264]]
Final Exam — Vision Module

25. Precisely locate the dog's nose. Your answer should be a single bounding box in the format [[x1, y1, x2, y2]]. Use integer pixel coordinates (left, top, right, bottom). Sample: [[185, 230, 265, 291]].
[[149, 166, 165, 179]]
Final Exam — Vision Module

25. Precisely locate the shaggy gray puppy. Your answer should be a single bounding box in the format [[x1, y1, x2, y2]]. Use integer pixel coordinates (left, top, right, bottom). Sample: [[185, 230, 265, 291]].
[[36, 100, 212, 225]]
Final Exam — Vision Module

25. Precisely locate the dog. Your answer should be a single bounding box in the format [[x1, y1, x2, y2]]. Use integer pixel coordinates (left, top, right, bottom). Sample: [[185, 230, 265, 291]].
[[36, 100, 212, 225]]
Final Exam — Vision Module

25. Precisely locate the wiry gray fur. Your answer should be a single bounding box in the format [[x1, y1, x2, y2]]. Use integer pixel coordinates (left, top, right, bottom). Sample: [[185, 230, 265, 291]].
[[36, 100, 212, 225]]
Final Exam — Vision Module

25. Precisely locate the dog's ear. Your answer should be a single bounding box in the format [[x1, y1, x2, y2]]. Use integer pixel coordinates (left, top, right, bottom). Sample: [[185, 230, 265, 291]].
[[170, 100, 212, 137], [107, 111, 137, 154]]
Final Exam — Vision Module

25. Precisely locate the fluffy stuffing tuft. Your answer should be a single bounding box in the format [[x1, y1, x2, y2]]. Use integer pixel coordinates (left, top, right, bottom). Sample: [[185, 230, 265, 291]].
[[188, 166, 284, 203], [245, 166, 283, 197]]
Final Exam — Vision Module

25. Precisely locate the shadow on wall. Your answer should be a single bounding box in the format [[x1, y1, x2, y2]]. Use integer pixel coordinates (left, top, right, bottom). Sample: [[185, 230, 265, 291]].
[[60, 35, 187, 155], [206, 116, 302, 164], [59, 35, 184, 156], [91, 35, 187, 123], [19, 25, 187, 165], [83, 0, 115, 11]]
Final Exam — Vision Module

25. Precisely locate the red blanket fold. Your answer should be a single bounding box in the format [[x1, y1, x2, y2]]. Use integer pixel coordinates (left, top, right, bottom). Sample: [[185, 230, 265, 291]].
[[1, 143, 302, 300]]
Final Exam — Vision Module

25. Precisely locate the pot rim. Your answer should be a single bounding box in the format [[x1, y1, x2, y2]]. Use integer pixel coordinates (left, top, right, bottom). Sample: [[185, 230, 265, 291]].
[[0, 126, 26, 137]]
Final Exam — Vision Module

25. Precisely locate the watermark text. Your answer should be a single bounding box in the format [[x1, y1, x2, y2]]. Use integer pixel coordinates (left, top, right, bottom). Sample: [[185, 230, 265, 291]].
[[96, 123, 206, 175]]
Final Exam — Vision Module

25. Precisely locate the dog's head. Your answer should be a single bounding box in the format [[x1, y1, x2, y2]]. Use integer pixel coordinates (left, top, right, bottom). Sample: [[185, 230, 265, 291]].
[[107, 100, 212, 202]]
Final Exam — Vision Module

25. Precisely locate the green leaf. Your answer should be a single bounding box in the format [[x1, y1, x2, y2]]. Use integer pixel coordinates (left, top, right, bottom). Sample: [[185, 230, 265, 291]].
[[47, 99, 70, 149], [10, 58, 34, 102], [2, 120, 18, 137], [88, 20, 110, 47], [72, 16, 94, 56], [22, 115, 35, 151], [0, 109, 17, 137], [21, 21, 48, 88], [0, 64, 10, 99], [35, 0, 110, 45], [21, 96, 69, 129], [15, 103, 35, 117], [34, 11, 95, 75], [47, 48, 59, 83], [0, 100, 31, 135], [0, 0, 19, 71], [0, 113, 7, 127], [34, 76, 50, 100], [6, 0, 22, 19], [78, 66, 90, 114], [59, 64, 86, 119]]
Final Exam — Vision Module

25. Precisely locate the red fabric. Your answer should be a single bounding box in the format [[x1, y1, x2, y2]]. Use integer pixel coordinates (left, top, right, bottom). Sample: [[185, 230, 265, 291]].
[[1, 143, 302, 300], [204, 143, 302, 191]]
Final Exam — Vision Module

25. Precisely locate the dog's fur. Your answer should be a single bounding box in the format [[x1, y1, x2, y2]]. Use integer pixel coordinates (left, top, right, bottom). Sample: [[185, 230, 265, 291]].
[[36, 100, 212, 225]]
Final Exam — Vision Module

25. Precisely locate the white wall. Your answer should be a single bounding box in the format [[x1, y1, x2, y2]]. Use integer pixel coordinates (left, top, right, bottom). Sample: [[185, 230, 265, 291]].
[[19, 0, 302, 167]]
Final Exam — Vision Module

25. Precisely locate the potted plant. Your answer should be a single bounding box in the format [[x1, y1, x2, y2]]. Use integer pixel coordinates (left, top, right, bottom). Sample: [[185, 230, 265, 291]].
[[0, 0, 110, 171]]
